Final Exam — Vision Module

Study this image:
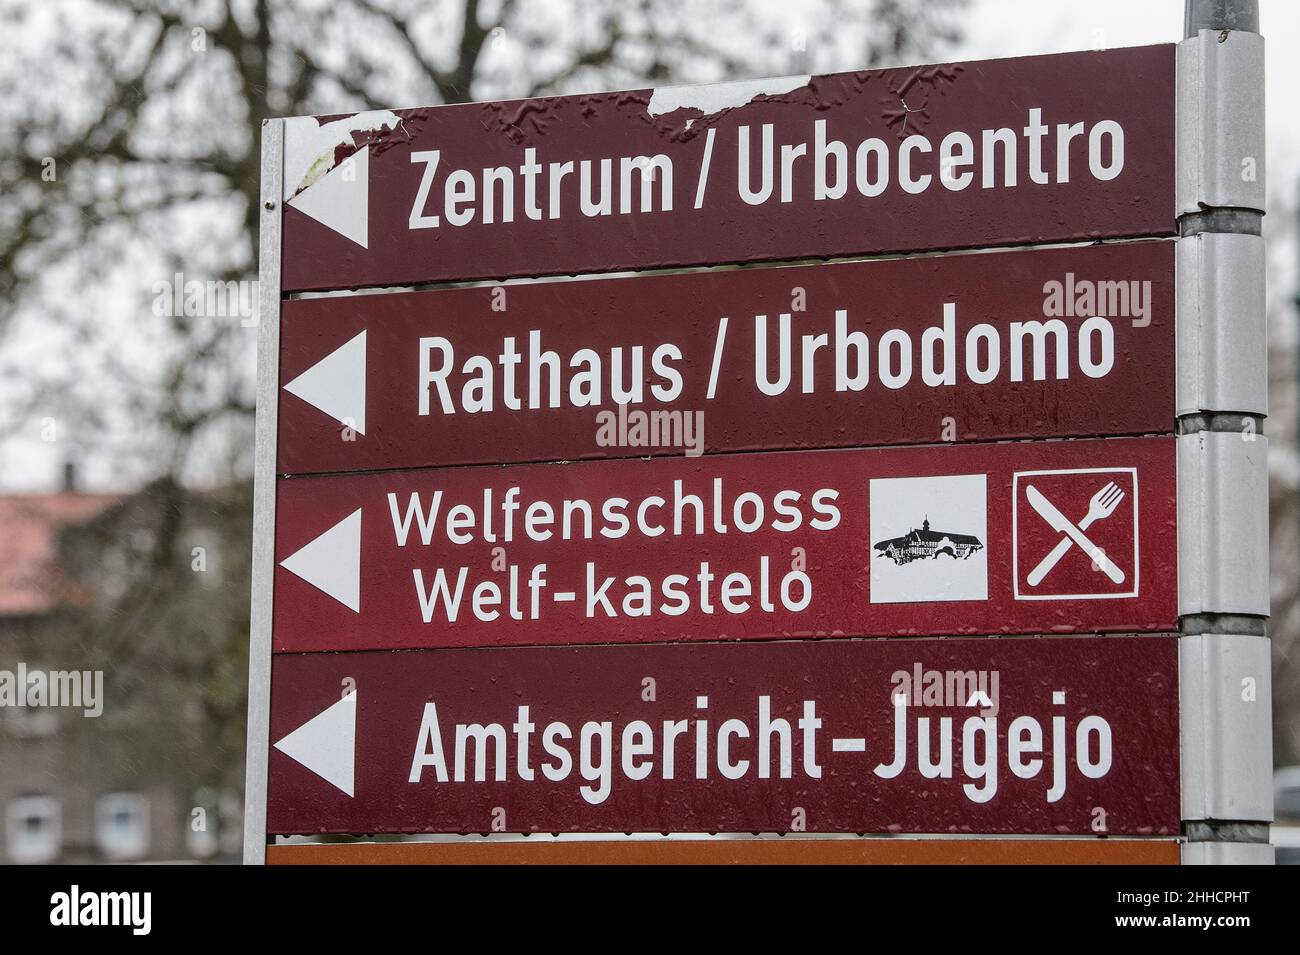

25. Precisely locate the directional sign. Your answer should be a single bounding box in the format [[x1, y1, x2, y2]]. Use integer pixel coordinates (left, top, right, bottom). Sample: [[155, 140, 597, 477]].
[[278, 241, 1173, 474], [271, 436, 1175, 653], [249, 41, 1192, 863], [266, 635, 1179, 836], [279, 46, 1174, 292]]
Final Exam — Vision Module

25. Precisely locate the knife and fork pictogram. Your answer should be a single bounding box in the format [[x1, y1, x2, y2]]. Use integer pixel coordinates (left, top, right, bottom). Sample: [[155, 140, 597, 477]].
[[1026, 481, 1127, 586]]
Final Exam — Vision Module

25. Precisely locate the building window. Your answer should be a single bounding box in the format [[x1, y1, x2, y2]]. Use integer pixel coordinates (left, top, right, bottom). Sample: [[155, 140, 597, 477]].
[[95, 793, 149, 861], [6, 795, 60, 864]]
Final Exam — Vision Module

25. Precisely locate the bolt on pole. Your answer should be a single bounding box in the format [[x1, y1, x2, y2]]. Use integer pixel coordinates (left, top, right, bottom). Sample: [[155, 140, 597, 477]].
[[1176, 0, 1273, 865]]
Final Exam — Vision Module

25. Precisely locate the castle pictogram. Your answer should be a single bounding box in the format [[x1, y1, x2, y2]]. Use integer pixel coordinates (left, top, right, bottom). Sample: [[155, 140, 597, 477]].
[[873, 516, 984, 566]]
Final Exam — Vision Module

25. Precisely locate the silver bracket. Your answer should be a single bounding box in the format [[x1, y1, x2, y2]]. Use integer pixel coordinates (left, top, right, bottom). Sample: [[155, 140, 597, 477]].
[[1176, 232, 1267, 417], [1176, 29, 1265, 217], [1177, 430, 1270, 617], [1180, 632, 1273, 822]]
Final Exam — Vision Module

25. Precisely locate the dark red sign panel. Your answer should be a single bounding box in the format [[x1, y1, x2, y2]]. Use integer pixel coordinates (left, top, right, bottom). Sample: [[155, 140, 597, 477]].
[[277, 241, 1173, 475], [279, 46, 1174, 292], [266, 636, 1179, 836], [271, 436, 1175, 653]]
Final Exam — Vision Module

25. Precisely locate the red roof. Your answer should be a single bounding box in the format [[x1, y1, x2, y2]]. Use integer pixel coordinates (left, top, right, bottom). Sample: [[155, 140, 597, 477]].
[[0, 493, 119, 617]]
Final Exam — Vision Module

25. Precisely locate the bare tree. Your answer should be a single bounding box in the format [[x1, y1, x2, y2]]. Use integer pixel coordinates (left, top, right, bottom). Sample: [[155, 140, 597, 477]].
[[1267, 188, 1300, 767], [0, 0, 968, 822], [0, 0, 965, 485]]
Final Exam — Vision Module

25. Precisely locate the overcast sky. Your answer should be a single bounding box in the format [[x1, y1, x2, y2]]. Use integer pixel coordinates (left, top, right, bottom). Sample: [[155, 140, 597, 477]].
[[961, 0, 1298, 358], [2, 0, 1295, 493], [965, 0, 1297, 181]]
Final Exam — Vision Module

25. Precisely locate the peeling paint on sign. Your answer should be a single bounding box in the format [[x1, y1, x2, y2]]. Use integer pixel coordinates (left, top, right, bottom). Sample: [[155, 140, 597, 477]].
[[646, 74, 812, 118], [283, 109, 403, 200], [278, 46, 1176, 292]]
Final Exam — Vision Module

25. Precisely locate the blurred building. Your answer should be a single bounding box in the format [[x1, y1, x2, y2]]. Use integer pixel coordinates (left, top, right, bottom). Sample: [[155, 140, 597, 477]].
[[0, 475, 246, 863]]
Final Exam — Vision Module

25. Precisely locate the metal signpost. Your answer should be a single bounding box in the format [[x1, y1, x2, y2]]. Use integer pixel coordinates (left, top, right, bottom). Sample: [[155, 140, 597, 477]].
[[1176, 0, 1271, 864], [244, 2, 1271, 864]]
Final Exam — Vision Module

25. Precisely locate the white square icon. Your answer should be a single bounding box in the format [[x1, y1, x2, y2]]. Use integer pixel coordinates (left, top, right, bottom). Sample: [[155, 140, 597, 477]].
[[869, 474, 988, 604], [1012, 467, 1139, 601]]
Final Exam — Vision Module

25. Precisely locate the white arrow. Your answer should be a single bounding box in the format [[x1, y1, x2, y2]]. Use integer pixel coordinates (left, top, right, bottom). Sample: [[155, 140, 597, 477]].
[[280, 508, 362, 612], [283, 330, 366, 435], [273, 690, 357, 797], [286, 145, 371, 248]]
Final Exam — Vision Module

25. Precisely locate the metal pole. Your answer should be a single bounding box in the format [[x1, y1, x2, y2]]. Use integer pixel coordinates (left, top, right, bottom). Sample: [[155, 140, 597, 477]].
[[1177, 0, 1273, 864], [243, 119, 285, 865], [1185, 0, 1259, 37]]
